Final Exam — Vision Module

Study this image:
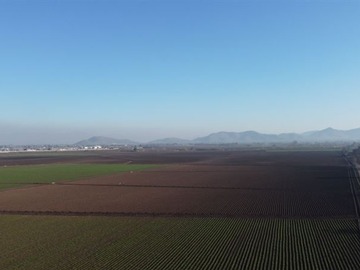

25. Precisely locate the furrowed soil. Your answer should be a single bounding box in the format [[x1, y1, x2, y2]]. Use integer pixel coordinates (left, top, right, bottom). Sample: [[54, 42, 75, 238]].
[[1, 150, 360, 269], [0, 150, 355, 218]]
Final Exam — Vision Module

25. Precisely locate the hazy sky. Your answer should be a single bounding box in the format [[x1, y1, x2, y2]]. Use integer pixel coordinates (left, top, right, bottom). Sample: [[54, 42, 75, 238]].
[[1, 0, 359, 144]]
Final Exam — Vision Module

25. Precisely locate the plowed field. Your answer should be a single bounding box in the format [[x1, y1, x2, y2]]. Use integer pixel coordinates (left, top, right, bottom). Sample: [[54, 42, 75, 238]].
[[1, 150, 360, 269], [0, 151, 354, 218]]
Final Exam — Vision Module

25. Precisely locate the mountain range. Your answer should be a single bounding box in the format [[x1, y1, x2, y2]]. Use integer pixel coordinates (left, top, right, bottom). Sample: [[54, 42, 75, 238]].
[[74, 128, 360, 146]]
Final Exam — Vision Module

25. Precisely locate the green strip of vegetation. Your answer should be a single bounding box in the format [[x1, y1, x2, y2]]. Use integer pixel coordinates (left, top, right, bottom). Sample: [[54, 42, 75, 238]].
[[0, 164, 155, 190]]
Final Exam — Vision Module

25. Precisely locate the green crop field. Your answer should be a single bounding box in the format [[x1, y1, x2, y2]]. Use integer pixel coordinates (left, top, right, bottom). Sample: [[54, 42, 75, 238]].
[[1, 215, 360, 270], [0, 164, 155, 190]]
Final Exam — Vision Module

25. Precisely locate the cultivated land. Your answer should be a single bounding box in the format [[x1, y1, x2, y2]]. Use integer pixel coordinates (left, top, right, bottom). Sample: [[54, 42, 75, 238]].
[[0, 163, 155, 190], [1, 150, 360, 269]]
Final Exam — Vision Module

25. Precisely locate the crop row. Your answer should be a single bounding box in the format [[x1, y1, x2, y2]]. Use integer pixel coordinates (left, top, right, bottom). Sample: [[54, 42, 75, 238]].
[[0, 186, 354, 218], [1, 215, 360, 269]]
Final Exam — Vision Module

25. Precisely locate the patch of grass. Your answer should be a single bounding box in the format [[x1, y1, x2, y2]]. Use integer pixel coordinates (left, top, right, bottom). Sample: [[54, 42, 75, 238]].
[[0, 164, 155, 190]]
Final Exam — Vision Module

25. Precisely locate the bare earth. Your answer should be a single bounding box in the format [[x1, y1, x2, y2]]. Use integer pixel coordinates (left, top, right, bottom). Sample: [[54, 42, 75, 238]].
[[0, 150, 354, 218]]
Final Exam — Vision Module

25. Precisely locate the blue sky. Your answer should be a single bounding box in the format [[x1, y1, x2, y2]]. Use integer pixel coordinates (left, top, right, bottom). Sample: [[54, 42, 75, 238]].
[[1, 0, 359, 144]]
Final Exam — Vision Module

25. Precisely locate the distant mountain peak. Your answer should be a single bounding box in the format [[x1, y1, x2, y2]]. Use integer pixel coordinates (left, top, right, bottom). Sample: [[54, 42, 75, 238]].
[[75, 136, 138, 146], [322, 127, 337, 131]]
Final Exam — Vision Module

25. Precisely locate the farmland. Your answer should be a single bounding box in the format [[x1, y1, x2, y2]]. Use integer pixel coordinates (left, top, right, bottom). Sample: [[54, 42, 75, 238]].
[[0, 163, 154, 190], [1, 149, 360, 269], [1, 215, 360, 270]]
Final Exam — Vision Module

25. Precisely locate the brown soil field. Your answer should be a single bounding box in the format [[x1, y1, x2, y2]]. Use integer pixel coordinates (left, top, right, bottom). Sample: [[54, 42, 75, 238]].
[[0, 150, 237, 166], [0, 150, 355, 218], [0, 149, 346, 166]]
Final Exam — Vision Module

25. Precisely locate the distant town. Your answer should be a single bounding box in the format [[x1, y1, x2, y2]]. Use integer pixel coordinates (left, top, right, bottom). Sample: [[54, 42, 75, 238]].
[[0, 144, 139, 153]]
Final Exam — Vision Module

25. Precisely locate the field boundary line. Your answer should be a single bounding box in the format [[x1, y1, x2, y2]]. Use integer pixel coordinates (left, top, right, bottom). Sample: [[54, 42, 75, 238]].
[[0, 181, 352, 193], [0, 210, 356, 220]]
